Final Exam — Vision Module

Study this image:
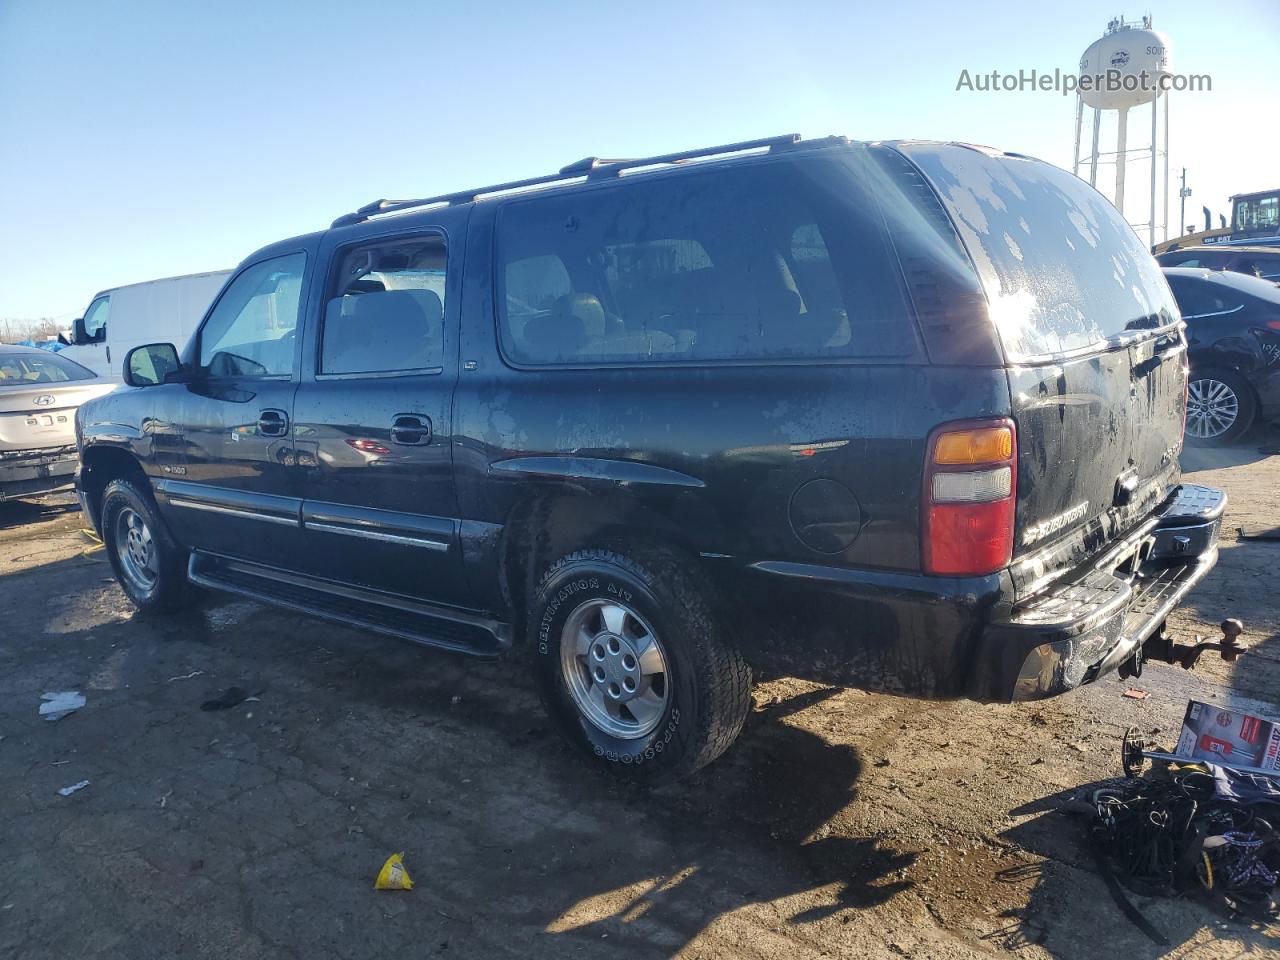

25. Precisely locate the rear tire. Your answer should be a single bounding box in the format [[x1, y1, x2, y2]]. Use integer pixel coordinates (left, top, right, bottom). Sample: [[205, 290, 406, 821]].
[[1187, 368, 1256, 445], [530, 547, 751, 781], [101, 478, 189, 612]]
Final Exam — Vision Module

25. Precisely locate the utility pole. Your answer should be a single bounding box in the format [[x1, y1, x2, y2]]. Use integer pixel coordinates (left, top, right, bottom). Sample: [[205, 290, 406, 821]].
[[1178, 167, 1192, 237]]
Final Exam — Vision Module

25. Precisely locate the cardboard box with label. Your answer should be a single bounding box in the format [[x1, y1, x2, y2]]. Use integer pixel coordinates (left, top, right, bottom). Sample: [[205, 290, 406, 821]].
[[1175, 699, 1280, 771]]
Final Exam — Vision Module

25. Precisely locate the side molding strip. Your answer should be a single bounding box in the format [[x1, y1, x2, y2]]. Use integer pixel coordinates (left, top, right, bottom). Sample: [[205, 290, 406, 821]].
[[489, 456, 705, 488], [167, 497, 299, 527], [304, 520, 450, 552]]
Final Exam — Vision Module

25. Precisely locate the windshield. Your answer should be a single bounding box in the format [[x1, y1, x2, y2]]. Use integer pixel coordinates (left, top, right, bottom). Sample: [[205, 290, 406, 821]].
[[0, 350, 97, 384], [1233, 193, 1280, 233], [898, 144, 1179, 360]]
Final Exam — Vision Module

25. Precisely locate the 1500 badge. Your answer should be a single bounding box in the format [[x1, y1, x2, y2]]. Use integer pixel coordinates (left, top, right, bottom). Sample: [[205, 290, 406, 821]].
[[1022, 501, 1090, 546]]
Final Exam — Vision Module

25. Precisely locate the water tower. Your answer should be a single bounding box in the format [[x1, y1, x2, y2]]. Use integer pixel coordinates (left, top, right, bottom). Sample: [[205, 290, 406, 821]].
[[1072, 15, 1172, 245]]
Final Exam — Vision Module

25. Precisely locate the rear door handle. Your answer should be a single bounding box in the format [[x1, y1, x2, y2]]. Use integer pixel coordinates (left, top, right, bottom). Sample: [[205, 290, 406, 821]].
[[390, 414, 432, 446], [257, 408, 289, 437]]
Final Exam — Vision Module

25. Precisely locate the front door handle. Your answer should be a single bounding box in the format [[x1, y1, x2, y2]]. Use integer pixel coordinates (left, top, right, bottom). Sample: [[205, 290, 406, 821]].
[[390, 414, 431, 446], [257, 408, 289, 437]]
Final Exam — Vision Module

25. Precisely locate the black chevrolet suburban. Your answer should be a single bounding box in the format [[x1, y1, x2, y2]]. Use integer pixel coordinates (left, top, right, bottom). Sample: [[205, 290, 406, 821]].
[[76, 135, 1226, 780]]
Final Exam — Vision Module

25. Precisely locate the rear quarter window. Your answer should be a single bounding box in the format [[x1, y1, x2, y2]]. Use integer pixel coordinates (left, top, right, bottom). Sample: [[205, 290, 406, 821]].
[[495, 157, 921, 366], [900, 146, 1178, 361]]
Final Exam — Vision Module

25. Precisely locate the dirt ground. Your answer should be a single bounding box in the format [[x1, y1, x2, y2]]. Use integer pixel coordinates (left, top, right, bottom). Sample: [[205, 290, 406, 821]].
[[1, 432, 1278, 959]]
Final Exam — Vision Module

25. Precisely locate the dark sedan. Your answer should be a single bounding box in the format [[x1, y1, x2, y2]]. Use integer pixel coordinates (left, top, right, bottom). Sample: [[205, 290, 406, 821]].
[[1163, 267, 1280, 443], [1155, 245, 1280, 285]]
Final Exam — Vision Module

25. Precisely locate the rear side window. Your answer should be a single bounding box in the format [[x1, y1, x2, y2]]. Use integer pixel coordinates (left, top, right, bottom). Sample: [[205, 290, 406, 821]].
[[497, 159, 919, 366], [322, 237, 446, 375], [901, 146, 1179, 360]]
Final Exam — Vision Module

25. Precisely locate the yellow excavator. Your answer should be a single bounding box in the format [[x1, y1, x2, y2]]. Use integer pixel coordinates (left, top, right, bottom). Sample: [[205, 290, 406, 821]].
[[1154, 187, 1280, 254]]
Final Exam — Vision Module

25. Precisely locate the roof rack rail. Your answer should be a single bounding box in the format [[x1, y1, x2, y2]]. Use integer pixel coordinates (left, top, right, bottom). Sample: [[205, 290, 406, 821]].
[[330, 134, 802, 228]]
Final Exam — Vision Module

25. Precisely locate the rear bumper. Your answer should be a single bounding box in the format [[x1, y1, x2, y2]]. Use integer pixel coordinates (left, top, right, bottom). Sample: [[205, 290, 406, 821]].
[[736, 483, 1226, 702], [973, 483, 1226, 701], [0, 445, 79, 501]]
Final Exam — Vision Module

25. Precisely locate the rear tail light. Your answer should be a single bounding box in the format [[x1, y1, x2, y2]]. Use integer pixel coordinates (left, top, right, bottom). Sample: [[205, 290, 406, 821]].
[[922, 419, 1016, 576]]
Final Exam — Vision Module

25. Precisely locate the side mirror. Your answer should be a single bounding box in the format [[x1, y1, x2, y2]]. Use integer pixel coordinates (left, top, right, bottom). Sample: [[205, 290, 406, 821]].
[[72, 317, 87, 344], [124, 343, 183, 387]]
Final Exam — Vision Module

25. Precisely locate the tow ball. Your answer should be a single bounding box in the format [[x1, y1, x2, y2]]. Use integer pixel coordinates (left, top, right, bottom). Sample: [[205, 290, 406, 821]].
[[1136, 618, 1246, 672]]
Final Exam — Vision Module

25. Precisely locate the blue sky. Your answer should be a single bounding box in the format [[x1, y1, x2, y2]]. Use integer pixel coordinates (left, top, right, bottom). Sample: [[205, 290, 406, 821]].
[[1, 0, 1276, 321]]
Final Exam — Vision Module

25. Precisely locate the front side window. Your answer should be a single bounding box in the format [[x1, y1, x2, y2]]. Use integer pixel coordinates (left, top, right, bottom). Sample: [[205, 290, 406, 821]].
[[199, 253, 305, 377], [497, 159, 917, 366], [0, 351, 96, 384], [321, 236, 446, 375], [82, 296, 110, 342]]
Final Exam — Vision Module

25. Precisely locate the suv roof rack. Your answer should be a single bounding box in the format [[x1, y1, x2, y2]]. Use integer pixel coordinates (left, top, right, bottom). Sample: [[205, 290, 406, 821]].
[[331, 134, 804, 228]]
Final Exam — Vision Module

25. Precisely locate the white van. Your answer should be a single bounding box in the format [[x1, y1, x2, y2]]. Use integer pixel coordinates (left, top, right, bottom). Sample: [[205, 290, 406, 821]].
[[62, 271, 231, 381]]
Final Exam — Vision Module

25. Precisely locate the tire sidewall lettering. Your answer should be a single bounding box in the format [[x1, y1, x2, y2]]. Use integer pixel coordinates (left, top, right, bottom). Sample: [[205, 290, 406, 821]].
[[533, 559, 690, 771], [589, 708, 682, 766], [537, 576, 598, 655]]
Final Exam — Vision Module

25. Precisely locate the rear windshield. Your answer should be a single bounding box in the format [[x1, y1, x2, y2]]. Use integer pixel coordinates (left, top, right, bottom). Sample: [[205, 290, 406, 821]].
[[901, 145, 1178, 360], [496, 156, 921, 366], [0, 350, 96, 384]]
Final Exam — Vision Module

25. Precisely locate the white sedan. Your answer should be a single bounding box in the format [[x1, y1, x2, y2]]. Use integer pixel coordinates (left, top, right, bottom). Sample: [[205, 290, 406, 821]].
[[0, 345, 115, 502]]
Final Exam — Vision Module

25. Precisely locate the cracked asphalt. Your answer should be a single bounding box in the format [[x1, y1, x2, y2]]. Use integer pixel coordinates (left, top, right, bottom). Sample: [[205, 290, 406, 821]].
[[1, 432, 1278, 959]]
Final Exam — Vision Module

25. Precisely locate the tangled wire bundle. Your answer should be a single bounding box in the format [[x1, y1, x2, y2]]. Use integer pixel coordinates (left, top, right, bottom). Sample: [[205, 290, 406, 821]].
[[1091, 765, 1280, 922]]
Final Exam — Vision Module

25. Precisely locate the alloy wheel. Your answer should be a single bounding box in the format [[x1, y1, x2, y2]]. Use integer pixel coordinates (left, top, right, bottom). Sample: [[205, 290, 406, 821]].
[[559, 598, 670, 739], [115, 506, 158, 593], [1187, 378, 1240, 440]]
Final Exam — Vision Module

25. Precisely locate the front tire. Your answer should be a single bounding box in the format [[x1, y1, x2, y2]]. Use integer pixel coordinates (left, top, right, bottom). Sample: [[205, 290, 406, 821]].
[[101, 478, 189, 611], [1187, 368, 1256, 445], [531, 548, 751, 781]]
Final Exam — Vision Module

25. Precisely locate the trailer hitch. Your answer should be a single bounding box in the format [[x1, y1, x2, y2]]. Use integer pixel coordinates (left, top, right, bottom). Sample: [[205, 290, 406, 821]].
[[1141, 618, 1246, 671]]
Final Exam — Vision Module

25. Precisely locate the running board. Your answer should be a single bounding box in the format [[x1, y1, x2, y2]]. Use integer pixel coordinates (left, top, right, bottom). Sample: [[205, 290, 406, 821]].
[[187, 551, 508, 656]]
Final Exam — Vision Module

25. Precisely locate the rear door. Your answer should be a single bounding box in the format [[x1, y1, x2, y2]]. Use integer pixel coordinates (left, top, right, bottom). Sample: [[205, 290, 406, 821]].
[[290, 216, 469, 606], [896, 144, 1186, 580]]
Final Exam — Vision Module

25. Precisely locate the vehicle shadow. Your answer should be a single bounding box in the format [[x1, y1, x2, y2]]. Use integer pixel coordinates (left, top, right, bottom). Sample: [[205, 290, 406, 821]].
[[1180, 422, 1280, 474], [525, 687, 917, 951], [997, 781, 1280, 958], [0, 493, 79, 531], [8, 557, 919, 957]]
